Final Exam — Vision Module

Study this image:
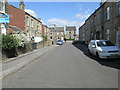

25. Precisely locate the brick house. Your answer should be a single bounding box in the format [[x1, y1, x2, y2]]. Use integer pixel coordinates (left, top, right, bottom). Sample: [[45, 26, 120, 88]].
[[7, 4, 25, 33]]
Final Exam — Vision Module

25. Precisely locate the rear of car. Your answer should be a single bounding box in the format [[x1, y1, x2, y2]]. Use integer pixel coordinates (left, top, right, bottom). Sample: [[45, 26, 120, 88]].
[[56, 40, 63, 45], [88, 40, 120, 59]]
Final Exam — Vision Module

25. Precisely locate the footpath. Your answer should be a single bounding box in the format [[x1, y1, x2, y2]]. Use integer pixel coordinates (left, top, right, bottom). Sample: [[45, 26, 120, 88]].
[[0, 45, 57, 79]]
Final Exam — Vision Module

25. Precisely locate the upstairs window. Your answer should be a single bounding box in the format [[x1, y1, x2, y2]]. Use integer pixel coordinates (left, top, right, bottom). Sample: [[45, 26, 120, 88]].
[[0, 1, 5, 12], [106, 29, 110, 40], [106, 6, 110, 21], [31, 19, 33, 27], [118, 1, 120, 15], [26, 16, 29, 26]]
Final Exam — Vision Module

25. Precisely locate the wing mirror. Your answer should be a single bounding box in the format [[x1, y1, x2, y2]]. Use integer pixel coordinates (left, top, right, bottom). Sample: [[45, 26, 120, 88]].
[[92, 45, 96, 48]]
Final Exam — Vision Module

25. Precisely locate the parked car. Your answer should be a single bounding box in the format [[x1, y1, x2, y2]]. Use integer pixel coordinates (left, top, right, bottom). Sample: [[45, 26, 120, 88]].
[[88, 40, 120, 59], [56, 40, 63, 45], [72, 40, 80, 45]]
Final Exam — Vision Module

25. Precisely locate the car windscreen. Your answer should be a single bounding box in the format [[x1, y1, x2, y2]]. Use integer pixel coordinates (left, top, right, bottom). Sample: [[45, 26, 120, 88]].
[[97, 41, 115, 47], [57, 40, 62, 42]]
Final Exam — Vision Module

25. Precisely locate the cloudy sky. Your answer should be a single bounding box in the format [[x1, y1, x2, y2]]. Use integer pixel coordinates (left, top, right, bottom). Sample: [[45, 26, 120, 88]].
[[9, 2, 100, 33]]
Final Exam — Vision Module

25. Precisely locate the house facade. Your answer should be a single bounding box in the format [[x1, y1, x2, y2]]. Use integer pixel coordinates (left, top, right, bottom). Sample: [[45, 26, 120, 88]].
[[79, 1, 120, 46], [25, 12, 42, 40], [49, 27, 64, 43], [66, 26, 76, 40], [7, 4, 25, 34]]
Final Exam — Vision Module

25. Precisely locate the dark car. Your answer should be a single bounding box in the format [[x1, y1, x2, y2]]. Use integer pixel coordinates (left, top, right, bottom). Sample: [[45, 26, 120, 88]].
[[72, 40, 80, 45]]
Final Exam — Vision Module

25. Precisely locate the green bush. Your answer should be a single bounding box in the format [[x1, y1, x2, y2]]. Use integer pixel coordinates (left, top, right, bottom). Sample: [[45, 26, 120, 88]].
[[42, 36, 47, 41], [66, 39, 75, 41], [2, 34, 20, 50]]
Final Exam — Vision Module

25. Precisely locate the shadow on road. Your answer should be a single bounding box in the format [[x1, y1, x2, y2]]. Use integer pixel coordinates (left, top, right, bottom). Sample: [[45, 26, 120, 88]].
[[72, 43, 120, 70]]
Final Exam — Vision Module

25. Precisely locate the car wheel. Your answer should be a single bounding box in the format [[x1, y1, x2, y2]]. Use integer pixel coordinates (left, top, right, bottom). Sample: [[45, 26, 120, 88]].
[[96, 52, 100, 58], [88, 49, 92, 55]]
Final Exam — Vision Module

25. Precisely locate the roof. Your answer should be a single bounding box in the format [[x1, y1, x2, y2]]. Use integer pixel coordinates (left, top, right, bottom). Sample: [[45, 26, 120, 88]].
[[8, 4, 42, 23], [25, 12, 42, 23], [66, 26, 76, 31], [49, 27, 64, 32]]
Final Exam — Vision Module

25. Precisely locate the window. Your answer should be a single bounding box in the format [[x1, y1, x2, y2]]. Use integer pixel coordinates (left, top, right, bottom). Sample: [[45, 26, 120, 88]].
[[97, 41, 114, 47], [31, 19, 33, 27], [106, 29, 110, 40], [37, 25, 39, 30], [57, 32, 59, 35], [106, 7, 110, 21], [98, 13, 102, 24], [0, 1, 5, 12], [69, 32, 71, 34], [26, 16, 29, 26], [50, 36, 52, 39], [118, 1, 120, 15], [50, 32, 52, 35], [116, 1, 120, 16]]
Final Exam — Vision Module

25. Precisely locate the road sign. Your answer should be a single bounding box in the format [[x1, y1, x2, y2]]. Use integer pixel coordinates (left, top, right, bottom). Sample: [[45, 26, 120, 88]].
[[0, 14, 10, 23]]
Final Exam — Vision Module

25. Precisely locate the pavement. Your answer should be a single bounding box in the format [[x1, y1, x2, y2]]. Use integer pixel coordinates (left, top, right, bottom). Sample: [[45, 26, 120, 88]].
[[0, 45, 57, 80]]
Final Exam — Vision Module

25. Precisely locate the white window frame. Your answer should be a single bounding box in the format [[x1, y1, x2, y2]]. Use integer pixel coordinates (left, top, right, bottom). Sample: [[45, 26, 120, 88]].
[[0, 1, 5, 13], [106, 6, 110, 21], [118, 1, 120, 15], [31, 19, 33, 27], [26, 16, 29, 26], [106, 29, 110, 40]]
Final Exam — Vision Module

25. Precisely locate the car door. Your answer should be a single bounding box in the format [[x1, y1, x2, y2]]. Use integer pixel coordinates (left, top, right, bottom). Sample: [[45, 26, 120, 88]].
[[91, 42, 97, 55]]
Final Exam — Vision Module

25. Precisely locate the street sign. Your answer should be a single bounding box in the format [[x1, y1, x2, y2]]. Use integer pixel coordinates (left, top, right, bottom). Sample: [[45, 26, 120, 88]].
[[0, 14, 10, 23]]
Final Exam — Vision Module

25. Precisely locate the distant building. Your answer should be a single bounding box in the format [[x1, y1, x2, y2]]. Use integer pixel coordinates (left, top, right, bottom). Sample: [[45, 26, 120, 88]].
[[66, 26, 76, 40], [49, 27, 64, 43], [56, 27, 64, 41]]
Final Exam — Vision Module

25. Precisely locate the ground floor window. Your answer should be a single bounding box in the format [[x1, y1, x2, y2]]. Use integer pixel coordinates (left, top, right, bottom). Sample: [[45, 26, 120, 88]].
[[106, 29, 110, 40], [50, 36, 52, 39]]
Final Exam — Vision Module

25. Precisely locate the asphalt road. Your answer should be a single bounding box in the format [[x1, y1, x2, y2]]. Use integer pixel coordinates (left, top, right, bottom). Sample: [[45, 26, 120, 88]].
[[3, 42, 119, 88]]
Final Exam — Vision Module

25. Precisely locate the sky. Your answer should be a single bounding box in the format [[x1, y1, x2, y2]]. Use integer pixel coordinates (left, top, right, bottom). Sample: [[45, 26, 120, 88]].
[[9, 2, 100, 33]]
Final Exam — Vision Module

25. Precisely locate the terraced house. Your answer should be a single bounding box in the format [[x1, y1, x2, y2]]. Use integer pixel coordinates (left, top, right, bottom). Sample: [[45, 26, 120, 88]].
[[66, 26, 76, 40], [49, 27, 64, 43], [79, 0, 120, 46], [5, 0, 43, 42]]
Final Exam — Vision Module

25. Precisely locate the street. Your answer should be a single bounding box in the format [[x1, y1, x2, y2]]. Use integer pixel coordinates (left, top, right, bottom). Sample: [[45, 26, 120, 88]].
[[3, 42, 119, 88]]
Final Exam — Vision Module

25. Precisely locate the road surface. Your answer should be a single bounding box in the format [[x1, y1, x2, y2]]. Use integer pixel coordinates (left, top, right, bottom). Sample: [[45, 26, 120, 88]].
[[3, 42, 119, 88]]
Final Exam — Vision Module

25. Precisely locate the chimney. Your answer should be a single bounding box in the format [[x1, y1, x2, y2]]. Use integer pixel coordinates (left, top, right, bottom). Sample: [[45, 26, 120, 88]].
[[19, 0, 25, 11], [38, 18, 42, 23]]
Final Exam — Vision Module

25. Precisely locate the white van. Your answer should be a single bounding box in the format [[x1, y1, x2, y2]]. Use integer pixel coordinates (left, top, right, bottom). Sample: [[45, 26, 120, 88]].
[[88, 40, 120, 59]]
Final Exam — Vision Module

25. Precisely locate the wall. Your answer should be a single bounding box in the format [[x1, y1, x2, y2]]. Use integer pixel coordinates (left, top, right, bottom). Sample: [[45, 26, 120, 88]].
[[7, 4, 25, 31]]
